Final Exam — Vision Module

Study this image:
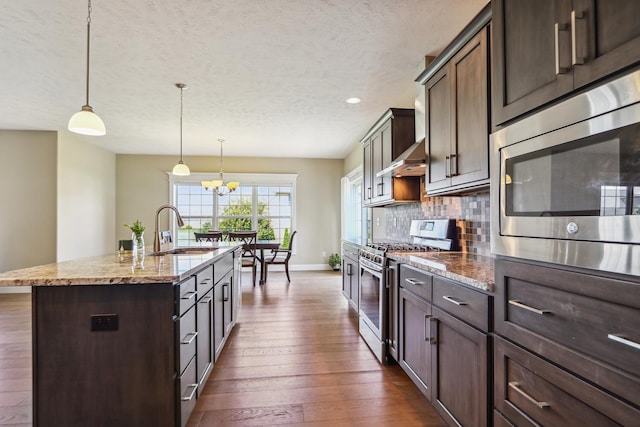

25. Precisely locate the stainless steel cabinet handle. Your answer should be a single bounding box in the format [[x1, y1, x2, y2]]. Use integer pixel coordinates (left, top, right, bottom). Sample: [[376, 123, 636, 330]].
[[405, 278, 425, 286], [509, 299, 552, 315], [424, 314, 431, 342], [200, 278, 211, 285], [181, 384, 198, 401], [554, 22, 569, 74], [508, 382, 550, 409], [223, 283, 229, 302], [181, 331, 198, 345], [450, 154, 457, 177], [199, 296, 212, 304], [367, 187, 372, 199], [181, 291, 197, 301], [377, 182, 384, 196], [347, 263, 352, 276], [443, 295, 467, 306], [571, 10, 584, 65], [608, 333, 640, 350], [445, 155, 451, 178]]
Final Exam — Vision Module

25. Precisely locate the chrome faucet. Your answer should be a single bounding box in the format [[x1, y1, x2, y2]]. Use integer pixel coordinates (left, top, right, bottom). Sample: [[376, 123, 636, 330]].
[[154, 204, 185, 253]]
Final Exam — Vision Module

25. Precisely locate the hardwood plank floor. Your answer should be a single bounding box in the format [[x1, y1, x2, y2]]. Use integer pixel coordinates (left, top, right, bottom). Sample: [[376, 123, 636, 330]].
[[189, 270, 445, 427], [0, 271, 445, 426]]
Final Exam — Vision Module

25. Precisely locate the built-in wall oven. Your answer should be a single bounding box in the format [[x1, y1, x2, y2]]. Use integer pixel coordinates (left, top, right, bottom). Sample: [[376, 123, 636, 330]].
[[491, 69, 640, 276]]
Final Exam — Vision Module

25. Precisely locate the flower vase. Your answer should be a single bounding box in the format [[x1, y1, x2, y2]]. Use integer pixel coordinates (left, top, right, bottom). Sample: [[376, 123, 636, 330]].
[[132, 232, 145, 256]]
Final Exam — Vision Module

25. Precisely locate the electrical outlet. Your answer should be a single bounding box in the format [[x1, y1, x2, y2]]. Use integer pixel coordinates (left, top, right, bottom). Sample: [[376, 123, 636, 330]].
[[91, 314, 118, 331], [321, 251, 326, 257]]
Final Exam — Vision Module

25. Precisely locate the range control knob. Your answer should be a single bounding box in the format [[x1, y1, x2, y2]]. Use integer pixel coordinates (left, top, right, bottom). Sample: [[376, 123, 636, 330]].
[[567, 222, 579, 234]]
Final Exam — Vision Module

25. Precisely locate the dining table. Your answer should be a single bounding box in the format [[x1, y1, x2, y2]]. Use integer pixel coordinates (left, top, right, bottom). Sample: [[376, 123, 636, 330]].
[[254, 240, 282, 284]]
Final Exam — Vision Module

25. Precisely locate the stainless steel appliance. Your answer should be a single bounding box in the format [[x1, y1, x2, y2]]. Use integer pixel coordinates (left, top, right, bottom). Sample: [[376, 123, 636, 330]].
[[491, 69, 640, 277], [358, 219, 458, 364]]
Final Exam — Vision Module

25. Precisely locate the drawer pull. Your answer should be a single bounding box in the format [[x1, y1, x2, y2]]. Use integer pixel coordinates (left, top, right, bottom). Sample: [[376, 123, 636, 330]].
[[181, 291, 197, 301], [509, 300, 551, 315], [608, 334, 640, 351], [443, 295, 467, 306], [181, 331, 198, 345], [405, 278, 425, 286], [199, 296, 213, 304], [181, 384, 198, 401], [508, 382, 550, 409]]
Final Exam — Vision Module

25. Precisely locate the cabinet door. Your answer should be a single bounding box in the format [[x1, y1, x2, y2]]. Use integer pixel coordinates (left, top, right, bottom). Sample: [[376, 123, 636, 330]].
[[451, 27, 489, 187], [492, 0, 574, 126], [371, 131, 384, 199], [196, 289, 213, 388], [399, 288, 432, 400], [222, 273, 233, 336], [426, 66, 452, 192], [431, 307, 489, 427], [341, 259, 352, 299], [387, 261, 399, 362], [379, 122, 393, 201], [350, 262, 359, 312], [363, 140, 372, 203], [572, 0, 640, 87], [213, 281, 224, 360]]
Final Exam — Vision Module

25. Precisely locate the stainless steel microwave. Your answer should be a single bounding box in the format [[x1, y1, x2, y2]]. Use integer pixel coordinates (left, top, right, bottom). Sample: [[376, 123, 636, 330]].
[[491, 70, 640, 277]]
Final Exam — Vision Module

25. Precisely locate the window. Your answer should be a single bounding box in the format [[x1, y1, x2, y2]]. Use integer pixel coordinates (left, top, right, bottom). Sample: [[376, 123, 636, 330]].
[[341, 167, 363, 244], [169, 173, 297, 246]]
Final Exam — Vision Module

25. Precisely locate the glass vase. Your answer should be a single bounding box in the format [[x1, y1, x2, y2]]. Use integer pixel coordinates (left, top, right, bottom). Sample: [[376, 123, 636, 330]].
[[132, 232, 145, 256]]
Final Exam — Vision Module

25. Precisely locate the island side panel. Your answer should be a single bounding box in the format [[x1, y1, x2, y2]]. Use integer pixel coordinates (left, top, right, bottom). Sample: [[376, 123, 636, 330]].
[[33, 284, 176, 427]]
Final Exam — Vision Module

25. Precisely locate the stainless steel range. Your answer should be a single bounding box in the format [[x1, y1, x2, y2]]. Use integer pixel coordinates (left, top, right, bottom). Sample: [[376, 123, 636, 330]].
[[358, 219, 458, 364]]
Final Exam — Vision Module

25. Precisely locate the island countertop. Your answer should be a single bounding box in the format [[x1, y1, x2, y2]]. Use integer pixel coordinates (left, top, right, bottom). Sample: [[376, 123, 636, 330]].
[[0, 243, 239, 287], [386, 251, 495, 292]]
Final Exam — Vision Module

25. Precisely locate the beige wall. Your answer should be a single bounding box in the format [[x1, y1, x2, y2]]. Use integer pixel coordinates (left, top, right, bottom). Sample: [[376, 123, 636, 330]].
[[343, 142, 363, 175], [116, 154, 343, 268], [0, 131, 57, 274], [57, 133, 116, 261]]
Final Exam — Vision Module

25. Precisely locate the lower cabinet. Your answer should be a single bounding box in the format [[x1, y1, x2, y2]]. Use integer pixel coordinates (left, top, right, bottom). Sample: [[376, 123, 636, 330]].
[[398, 263, 492, 427], [341, 242, 359, 312], [214, 269, 233, 360], [196, 288, 213, 389], [387, 259, 399, 362]]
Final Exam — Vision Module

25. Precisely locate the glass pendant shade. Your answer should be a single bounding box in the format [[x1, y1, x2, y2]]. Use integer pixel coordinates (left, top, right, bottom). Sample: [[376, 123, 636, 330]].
[[172, 161, 191, 176], [68, 106, 106, 136]]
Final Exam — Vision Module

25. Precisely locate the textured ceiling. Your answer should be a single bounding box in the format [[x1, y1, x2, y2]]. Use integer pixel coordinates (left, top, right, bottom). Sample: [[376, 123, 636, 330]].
[[0, 0, 488, 159]]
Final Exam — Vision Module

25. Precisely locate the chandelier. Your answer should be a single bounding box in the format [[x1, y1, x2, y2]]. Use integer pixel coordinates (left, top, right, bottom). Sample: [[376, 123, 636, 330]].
[[201, 139, 239, 195]]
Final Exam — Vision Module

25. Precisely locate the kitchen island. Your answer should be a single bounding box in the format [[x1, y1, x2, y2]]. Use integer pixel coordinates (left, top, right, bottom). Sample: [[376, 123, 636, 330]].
[[0, 244, 241, 427]]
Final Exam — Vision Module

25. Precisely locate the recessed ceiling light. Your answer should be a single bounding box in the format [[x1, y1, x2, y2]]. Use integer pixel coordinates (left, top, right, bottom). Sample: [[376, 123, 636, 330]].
[[346, 97, 361, 104]]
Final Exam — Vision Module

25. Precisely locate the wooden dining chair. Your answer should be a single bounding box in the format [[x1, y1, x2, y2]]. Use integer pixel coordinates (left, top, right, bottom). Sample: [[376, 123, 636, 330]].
[[264, 230, 297, 282], [228, 231, 258, 286], [194, 231, 224, 242]]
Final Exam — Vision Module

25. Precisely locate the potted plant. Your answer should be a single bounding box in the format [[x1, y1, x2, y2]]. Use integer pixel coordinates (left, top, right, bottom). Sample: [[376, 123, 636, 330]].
[[124, 220, 146, 255], [328, 253, 341, 271]]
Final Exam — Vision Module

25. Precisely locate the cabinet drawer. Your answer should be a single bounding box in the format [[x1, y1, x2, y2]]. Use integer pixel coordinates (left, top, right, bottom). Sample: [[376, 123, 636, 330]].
[[494, 337, 639, 427], [176, 276, 197, 315], [214, 253, 233, 284], [177, 305, 197, 375], [196, 264, 213, 296], [177, 355, 198, 427], [498, 270, 640, 378], [433, 276, 490, 332], [399, 264, 432, 302]]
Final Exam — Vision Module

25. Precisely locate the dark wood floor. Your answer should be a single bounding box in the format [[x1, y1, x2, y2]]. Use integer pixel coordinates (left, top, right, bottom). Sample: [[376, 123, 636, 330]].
[[0, 271, 445, 426]]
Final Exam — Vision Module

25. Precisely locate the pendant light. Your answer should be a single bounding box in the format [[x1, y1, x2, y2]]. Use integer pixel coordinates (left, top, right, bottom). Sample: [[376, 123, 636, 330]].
[[172, 83, 191, 176], [201, 139, 240, 195], [68, 0, 106, 136]]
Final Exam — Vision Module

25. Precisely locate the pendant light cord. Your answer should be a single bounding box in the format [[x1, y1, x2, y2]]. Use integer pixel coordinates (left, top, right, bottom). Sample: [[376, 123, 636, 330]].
[[179, 86, 184, 162], [84, 0, 92, 108], [219, 139, 225, 181]]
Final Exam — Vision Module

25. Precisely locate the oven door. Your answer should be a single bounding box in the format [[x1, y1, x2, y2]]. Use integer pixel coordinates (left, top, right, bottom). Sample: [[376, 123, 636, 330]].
[[491, 70, 640, 276], [358, 258, 388, 364]]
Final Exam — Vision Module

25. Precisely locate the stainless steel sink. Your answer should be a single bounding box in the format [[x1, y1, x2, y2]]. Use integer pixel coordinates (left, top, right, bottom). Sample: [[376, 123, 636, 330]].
[[149, 247, 214, 256]]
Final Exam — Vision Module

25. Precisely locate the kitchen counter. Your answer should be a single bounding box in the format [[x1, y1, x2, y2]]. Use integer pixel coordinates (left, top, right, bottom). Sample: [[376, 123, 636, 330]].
[[387, 251, 495, 292], [0, 243, 238, 287]]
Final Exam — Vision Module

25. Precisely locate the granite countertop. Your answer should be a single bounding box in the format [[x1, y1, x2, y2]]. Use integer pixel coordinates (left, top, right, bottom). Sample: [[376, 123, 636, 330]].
[[387, 251, 495, 292], [0, 243, 238, 287]]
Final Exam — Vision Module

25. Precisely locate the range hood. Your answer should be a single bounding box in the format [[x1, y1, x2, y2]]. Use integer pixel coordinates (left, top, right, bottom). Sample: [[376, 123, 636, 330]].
[[376, 138, 426, 178]]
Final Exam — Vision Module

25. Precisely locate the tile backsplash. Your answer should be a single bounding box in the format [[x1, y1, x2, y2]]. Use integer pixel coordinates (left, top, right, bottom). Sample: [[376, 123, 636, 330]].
[[385, 191, 492, 256]]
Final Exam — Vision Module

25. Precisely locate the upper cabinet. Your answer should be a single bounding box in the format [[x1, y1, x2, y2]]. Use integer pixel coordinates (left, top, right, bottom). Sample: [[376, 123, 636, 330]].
[[361, 108, 420, 207], [418, 4, 491, 196], [492, 0, 640, 128]]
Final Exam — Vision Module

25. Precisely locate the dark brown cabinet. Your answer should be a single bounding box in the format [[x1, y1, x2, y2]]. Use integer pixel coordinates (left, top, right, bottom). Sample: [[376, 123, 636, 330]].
[[361, 108, 419, 206], [341, 242, 359, 313], [492, 0, 640, 127], [387, 259, 399, 362], [422, 7, 490, 196], [214, 269, 233, 361], [494, 257, 640, 425]]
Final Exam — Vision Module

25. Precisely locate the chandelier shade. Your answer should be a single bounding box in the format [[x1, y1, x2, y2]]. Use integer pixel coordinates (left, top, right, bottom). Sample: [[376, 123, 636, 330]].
[[68, 0, 105, 136]]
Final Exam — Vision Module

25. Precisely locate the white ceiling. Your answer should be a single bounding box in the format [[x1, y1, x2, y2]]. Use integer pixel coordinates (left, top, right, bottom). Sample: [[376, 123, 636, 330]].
[[0, 0, 488, 159]]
